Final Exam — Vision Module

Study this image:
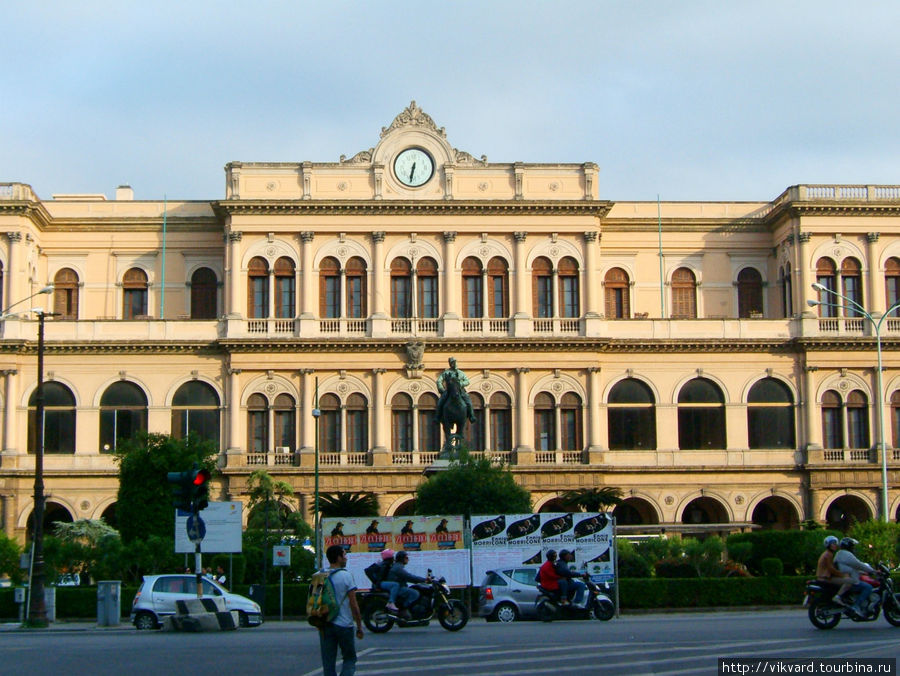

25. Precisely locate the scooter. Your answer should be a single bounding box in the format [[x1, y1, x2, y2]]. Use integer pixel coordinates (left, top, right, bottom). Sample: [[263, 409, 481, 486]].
[[362, 570, 469, 633], [535, 576, 615, 622], [805, 562, 900, 630]]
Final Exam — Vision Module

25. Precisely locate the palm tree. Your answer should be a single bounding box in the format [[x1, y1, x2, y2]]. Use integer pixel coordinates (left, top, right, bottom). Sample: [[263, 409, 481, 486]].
[[318, 491, 380, 517], [559, 487, 623, 512]]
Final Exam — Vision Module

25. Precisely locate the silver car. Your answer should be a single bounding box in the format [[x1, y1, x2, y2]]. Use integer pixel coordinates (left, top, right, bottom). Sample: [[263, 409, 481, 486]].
[[130, 574, 263, 630], [478, 566, 541, 622]]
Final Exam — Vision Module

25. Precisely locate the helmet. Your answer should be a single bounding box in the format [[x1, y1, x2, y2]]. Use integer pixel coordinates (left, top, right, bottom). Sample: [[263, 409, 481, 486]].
[[381, 548, 395, 561], [546, 549, 557, 560], [840, 537, 858, 551], [823, 536, 839, 548]]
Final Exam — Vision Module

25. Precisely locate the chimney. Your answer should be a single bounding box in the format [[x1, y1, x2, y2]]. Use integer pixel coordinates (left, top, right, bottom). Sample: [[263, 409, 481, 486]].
[[116, 185, 134, 200]]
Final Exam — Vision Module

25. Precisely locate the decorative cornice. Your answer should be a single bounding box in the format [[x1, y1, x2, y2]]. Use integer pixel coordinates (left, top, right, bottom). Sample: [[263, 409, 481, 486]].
[[380, 100, 445, 139], [212, 200, 613, 218]]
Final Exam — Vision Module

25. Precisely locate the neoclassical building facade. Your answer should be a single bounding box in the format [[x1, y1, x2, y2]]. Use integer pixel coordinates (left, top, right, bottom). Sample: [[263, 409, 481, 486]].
[[1, 102, 899, 542]]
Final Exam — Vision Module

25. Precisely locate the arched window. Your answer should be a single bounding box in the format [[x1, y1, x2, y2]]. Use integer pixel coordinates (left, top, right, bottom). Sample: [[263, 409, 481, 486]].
[[534, 392, 556, 451], [392, 393, 413, 452], [346, 393, 369, 452], [418, 393, 440, 453], [781, 263, 793, 318], [346, 256, 367, 319], [847, 390, 869, 449], [532, 257, 553, 318], [99, 381, 148, 453], [560, 392, 583, 450], [171, 381, 220, 447], [747, 378, 795, 449], [886, 258, 900, 317], [274, 393, 296, 451], [248, 257, 269, 319], [604, 268, 630, 319], [53, 268, 79, 319], [465, 392, 485, 451], [319, 257, 340, 318], [841, 258, 863, 317], [558, 257, 579, 318], [737, 267, 763, 318], [416, 257, 438, 318], [190, 267, 217, 319], [490, 392, 512, 452], [462, 257, 483, 318], [815, 258, 837, 318], [487, 257, 509, 318], [671, 268, 697, 319], [390, 258, 412, 318], [822, 390, 842, 449], [319, 393, 340, 452], [28, 382, 76, 454], [677, 378, 725, 449], [891, 391, 900, 449], [123, 267, 148, 319], [608, 378, 656, 450], [247, 393, 268, 453], [274, 257, 295, 319]]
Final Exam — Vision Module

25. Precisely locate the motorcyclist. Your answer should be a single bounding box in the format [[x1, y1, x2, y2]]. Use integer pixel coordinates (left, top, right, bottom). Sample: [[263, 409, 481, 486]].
[[815, 535, 851, 605], [537, 549, 568, 605], [555, 549, 588, 606], [373, 548, 401, 613], [387, 550, 431, 612], [833, 537, 876, 617]]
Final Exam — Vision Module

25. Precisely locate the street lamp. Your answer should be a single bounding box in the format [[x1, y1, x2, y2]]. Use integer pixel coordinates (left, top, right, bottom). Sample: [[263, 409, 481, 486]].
[[807, 281, 900, 522], [312, 378, 321, 570], [0, 284, 55, 627]]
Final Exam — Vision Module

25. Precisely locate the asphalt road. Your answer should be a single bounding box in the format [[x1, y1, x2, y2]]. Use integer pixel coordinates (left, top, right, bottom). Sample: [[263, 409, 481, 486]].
[[4, 610, 899, 675]]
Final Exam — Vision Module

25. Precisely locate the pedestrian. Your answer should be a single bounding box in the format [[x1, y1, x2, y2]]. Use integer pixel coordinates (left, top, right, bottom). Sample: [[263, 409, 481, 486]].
[[215, 564, 227, 587], [319, 544, 364, 676]]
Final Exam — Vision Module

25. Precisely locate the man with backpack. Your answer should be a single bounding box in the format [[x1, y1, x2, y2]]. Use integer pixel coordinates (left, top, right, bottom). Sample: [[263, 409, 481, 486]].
[[318, 544, 364, 676]]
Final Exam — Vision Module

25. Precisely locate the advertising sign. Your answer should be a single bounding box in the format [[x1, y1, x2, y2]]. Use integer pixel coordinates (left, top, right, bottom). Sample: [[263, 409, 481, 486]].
[[175, 501, 243, 553], [273, 545, 291, 567]]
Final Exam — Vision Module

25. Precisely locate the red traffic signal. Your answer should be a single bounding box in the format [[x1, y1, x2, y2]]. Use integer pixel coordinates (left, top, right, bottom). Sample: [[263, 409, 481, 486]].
[[192, 468, 211, 486]]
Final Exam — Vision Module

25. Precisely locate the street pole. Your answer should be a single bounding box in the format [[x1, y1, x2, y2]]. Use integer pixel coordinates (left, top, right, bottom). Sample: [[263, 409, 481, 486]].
[[809, 283, 900, 522], [313, 378, 321, 570]]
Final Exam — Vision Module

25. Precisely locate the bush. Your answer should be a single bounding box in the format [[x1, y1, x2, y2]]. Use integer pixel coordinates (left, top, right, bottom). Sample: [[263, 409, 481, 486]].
[[760, 557, 783, 577], [618, 552, 653, 578], [655, 558, 697, 578], [726, 530, 841, 575], [618, 576, 807, 609], [848, 520, 900, 566], [726, 542, 752, 565]]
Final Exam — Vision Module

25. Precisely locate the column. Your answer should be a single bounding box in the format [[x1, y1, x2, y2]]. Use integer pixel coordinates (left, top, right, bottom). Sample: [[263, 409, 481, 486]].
[[299, 369, 315, 453], [803, 365, 822, 453], [371, 232, 388, 337], [371, 368, 389, 465], [513, 232, 531, 337], [866, 233, 883, 312], [226, 369, 242, 466], [410, 268, 418, 321], [583, 232, 599, 316], [268, 270, 276, 322], [5, 232, 22, 311], [300, 232, 315, 317], [481, 269, 489, 323], [483, 401, 492, 453], [515, 367, 534, 463], [411, 403, 419, 453], [2, 494, 14, 535], [442, 232, 458, 316], [587, 367, 602, 462], [797, 231, 812, 313], [226, 231, 242, 318], [2, 369, 17, 457], [554, 402, 562, 455]]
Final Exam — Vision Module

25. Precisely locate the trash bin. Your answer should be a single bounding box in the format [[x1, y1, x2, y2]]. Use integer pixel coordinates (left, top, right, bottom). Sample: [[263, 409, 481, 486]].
[[97, 580, 121, 626], [248, 584, 266, 614]]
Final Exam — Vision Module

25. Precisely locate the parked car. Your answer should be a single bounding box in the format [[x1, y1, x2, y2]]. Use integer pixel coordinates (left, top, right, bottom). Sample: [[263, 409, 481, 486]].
[[130, 574, 263, 630], [478, 566, 541, 622]]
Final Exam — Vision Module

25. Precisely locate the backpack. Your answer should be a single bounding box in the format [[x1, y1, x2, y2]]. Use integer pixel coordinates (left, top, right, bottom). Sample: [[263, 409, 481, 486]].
[[364, 562, 383, 588], [306, 569, 340, 628]]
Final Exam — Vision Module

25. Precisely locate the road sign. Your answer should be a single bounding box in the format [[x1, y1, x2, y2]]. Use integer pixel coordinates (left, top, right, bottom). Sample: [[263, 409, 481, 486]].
[[273, 545, 291, 567], [186, 514, 206, 544], [175, 501, 243, 553]]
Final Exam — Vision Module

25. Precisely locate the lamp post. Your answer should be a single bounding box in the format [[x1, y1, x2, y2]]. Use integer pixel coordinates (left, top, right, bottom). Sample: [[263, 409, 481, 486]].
[[312, 378, 321, 570], [808, 282, 900, 522], [0, 284, 55, 627]]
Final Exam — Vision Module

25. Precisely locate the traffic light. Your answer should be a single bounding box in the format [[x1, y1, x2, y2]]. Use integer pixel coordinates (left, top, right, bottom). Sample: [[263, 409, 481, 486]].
[[167, 464, 211, 514]]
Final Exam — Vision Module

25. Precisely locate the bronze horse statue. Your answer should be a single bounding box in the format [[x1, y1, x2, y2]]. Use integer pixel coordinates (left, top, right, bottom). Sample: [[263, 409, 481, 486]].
[[438, 370, 469, 458]]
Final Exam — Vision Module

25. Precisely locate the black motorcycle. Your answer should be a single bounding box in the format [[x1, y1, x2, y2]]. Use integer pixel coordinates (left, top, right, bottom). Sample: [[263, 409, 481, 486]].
[[535, 577, 615, 622], [362, 572, 469, 633], [805, 562, 900, 630]]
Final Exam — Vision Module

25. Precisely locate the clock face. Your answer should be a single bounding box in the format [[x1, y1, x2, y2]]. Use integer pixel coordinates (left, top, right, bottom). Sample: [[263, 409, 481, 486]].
[[394, 147, 435, 187]]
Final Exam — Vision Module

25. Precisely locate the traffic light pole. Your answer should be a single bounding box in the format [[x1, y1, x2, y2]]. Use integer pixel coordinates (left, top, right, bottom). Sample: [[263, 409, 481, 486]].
[[195, 542, 203, 599]]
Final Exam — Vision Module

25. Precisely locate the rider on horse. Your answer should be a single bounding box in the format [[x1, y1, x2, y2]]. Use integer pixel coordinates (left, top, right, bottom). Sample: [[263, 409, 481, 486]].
[[436, 357, 476, 424]]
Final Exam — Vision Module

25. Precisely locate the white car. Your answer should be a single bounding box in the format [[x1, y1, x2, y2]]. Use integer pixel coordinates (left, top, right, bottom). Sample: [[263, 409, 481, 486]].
[[131, 574, 263, 630]]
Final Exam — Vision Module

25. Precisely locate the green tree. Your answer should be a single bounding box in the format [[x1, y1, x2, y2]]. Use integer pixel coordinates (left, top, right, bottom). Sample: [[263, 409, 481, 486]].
[[114, 432, 218, 543], [848, 520, 900, 566], [44, 518, 119, 584], [318, 491, 380, 518], [414, 453, 531, 518], [0, 531, 24, 585], [559, 487, 623, 512]]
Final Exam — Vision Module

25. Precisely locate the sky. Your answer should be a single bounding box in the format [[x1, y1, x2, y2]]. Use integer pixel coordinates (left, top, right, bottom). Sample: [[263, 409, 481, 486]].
[[1, 1, 897, 203]]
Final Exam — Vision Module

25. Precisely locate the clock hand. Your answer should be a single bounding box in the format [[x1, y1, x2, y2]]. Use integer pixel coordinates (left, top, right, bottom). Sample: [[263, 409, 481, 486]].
[[409, 162, 416, 182]]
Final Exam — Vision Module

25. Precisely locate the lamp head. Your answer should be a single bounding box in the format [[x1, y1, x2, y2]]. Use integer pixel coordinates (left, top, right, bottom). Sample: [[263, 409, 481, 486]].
[[38, 284, 54, 295], [811, 282, 827, 292], [807, 299, 820, 307]]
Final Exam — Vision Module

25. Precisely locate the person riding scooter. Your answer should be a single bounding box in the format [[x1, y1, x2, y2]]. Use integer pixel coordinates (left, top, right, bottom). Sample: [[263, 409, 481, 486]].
[[537, 549, 567, 604], [387, 550, 431, 614], [555, 549, 588, 606], [833, 537, 876, 617]]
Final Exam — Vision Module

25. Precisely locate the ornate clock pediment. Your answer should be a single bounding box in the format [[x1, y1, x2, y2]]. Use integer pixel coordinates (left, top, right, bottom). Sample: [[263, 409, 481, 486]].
[[380, 100, 446, 139]]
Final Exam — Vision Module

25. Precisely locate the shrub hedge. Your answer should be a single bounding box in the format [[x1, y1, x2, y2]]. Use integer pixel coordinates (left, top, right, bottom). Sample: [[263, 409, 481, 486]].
[[726, 530, 841, 575]]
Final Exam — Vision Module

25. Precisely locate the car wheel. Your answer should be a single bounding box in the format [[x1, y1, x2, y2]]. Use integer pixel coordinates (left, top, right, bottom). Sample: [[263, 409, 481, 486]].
[[492, 602, 520, 623], [134, 611, 158, 630]]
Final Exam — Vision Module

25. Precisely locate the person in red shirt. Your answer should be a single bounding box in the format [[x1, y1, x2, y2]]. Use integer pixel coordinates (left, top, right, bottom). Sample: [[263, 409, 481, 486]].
[[537, 549, 568, 605]]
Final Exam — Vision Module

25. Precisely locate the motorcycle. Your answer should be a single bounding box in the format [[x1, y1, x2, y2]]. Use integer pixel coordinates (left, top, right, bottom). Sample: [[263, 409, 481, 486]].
[[535, 577, 616, 622], [362, 570, 469, 633], [805, 562, 900, 630]]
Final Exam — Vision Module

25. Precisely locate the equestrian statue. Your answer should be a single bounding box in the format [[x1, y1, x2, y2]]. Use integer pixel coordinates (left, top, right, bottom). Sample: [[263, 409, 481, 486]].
[[435, 357, 476, 459]]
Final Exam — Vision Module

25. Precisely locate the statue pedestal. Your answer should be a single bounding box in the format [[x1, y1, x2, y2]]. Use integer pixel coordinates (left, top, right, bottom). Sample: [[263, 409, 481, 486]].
[[423, 459, 451, 477]]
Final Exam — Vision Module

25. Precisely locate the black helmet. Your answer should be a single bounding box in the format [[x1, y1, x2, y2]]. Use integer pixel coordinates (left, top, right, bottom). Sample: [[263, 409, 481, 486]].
[[839, 537, 858, 551], [545, 549, 557, 560]]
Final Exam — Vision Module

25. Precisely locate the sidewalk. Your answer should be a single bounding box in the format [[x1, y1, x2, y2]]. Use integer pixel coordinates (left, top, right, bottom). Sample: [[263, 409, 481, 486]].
[[0, 619, 317, 633]]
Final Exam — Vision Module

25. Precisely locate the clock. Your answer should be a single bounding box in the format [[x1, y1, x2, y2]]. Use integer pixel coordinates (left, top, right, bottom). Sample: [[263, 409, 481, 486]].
[[393, 147, 435, 187]]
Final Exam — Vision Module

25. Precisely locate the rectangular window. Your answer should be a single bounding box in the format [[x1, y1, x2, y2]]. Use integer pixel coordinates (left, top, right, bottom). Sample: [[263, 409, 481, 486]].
[[847, 407, 869, 449], [535, 410, 555, 450], [392, 411, 412, 452], [842, 276, 862, 318], [887, 277, 900, 317], [490, 277, 507, 318], [465, 409, 484, 451], [560, 409, 581, 450], [250, 277, 268, 319], [822, 408, 842, 449], [419, 277, 437, 318], [418, 410, 440, 452], [124, 289, 147, 319], [391, 278, 411, 318], [275, 278, 295, 318], [324, 277, 340, 318], [490, 409, 512, 451], [347, 277, 363, 318], [347, 411, 368, 452], [465, 276, 483, 318], [536, 277, 553, 318], [560, 277, 578, 318], [816, 276, 837, 318], [248, 411, 267, 452], [275, 411, 295, 450]]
